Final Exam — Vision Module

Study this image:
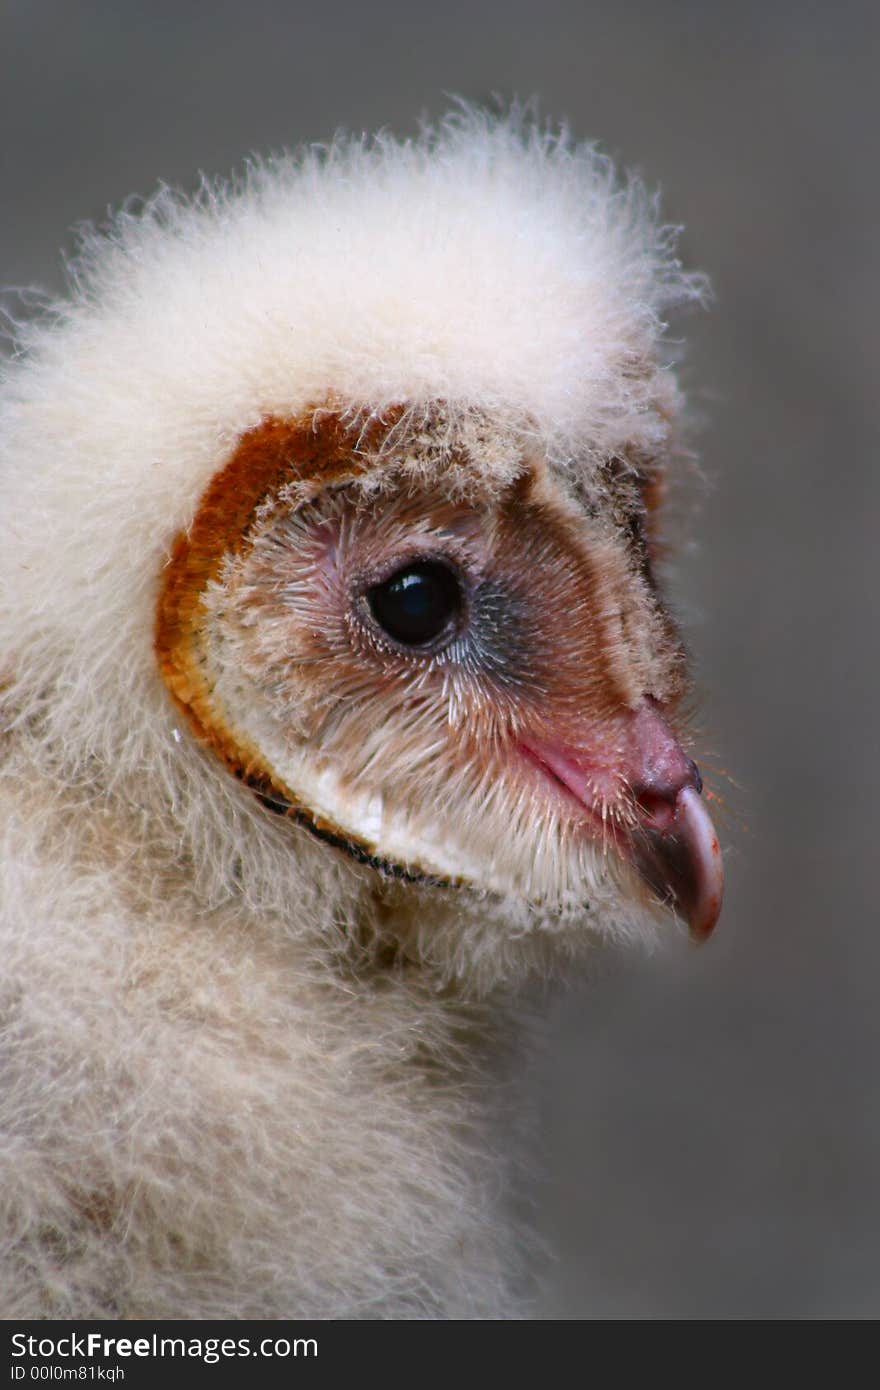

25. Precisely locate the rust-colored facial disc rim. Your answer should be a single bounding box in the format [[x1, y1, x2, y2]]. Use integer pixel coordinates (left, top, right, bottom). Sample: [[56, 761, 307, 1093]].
[[154, 409, 439, 882]]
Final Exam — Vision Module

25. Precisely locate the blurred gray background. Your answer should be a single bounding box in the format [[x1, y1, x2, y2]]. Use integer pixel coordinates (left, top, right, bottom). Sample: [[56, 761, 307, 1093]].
[[3, 0, 877, 1318]]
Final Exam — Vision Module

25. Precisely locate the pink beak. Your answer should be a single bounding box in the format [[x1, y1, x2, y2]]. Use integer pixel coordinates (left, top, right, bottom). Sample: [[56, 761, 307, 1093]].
[[521, 701, 723, 939]]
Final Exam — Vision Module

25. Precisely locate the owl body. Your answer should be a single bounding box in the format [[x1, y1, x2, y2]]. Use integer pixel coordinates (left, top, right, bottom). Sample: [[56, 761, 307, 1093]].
[[0, 110, 718, 1317]]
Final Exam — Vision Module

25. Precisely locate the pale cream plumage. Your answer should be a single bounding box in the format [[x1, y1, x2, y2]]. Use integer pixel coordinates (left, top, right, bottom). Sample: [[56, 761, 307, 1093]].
[[0, 107, 720, 1318]]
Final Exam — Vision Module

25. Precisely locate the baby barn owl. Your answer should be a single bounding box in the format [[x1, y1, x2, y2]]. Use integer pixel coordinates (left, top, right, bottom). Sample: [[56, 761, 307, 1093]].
[[0, 109, 722, 1319]]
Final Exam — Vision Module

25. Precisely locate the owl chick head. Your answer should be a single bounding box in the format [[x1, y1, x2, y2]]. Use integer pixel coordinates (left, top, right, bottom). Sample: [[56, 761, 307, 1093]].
[[0, 106, 721, 977]]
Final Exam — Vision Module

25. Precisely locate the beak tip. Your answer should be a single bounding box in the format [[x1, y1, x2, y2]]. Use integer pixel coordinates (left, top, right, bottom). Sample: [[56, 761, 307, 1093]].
[[688, 887, 723, 943], [632, 784, 724, 943], [675, 786, 724, 941]]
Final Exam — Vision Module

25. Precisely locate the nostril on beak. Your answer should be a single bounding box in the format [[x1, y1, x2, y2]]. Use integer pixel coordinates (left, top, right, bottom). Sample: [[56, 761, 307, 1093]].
[[628, 700, 702, 805], [632, 758, 704, 832], [685, 757, 703, 796]]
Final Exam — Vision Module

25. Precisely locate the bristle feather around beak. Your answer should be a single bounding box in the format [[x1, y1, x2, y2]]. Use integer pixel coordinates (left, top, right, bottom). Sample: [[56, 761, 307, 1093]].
[[519, 701, 723, 939]]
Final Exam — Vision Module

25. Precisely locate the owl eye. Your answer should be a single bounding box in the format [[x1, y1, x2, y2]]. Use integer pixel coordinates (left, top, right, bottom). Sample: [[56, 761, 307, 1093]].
[[367, 560, 463, 647]]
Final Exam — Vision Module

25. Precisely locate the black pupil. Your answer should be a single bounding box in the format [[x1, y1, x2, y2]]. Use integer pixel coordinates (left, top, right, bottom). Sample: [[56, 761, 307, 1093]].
[[367, 561, 461, 646]]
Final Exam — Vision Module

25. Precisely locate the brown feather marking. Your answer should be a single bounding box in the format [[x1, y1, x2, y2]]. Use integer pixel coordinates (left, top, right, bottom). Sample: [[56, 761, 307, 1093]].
[[154, 407, 427, 870]]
